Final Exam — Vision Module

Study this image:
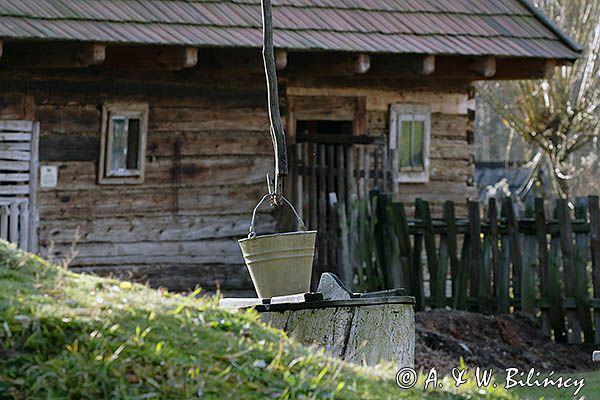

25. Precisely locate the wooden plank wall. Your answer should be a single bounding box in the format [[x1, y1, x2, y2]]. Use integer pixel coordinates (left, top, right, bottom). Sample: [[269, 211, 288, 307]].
[[0, 61, 475, 293]]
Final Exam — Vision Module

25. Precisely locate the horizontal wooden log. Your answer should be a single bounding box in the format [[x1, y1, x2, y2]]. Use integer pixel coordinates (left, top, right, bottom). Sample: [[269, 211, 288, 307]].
[[0, 185, 29, 195], [40, 156, 271, 190], [0, 142, 31, 151], [70, 263, 253, 291], [149, 107, 269, 132], [0, 173, 29, 182], [40, 212, 275, 244], [36, 105, 100, 136], [430, 138, 472, 161], [40, 133, 99, 162], [430, 159, 472, 182], [39, 183, 266, 218], [0, 161, 30, 171], [0, 150, 30, 161], [45, 238, 244, 266], [147, 130, 272, 157], [0, 133, 31, 141]]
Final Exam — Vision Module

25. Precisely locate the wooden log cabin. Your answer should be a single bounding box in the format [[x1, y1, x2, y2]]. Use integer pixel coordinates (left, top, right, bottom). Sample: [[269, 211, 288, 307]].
[[0, 0, 580, 294]]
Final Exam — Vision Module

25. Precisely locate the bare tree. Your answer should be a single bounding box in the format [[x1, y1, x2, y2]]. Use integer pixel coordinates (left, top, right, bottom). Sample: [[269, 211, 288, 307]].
[[478, 0, 600, 198]]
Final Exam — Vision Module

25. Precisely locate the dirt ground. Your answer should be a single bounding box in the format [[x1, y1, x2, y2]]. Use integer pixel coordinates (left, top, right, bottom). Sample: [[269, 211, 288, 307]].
[[415, 309, 599, 372]]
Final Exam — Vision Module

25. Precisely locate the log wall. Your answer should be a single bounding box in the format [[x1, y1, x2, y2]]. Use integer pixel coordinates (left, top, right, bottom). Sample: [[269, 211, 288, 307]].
[[0, 51, 476, 293]]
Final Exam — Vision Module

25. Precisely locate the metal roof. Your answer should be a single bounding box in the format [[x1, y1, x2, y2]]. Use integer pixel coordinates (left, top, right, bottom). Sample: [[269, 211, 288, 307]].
[[0, 0, 581, 60]]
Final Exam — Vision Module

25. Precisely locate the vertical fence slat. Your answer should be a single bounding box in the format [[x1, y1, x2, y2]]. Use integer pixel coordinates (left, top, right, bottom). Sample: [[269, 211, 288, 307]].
[[0, 205, 8, 240], [444, 201, 459, 302], [19, 201, 29, 252], [9, 201, 19, 247], [468, 201, 482, 308], [455, 232, 470, 310], [557, 199, 582, 343], [419, 199, 439, 302], [521, 200, 537, 315], [574, 197, 594, 343], [413, 199, 425, 311], [549, 229, 567, 343], [486, 199, 500, 313], [535, 198, 551, 336], [588, 196, 600, 344], [503, 197, 523, 304], [497, 212, 510, 314]]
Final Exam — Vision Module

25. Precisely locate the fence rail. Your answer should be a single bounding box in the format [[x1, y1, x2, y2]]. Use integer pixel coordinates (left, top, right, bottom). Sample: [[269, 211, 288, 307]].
[[335, 193, 600, 344]]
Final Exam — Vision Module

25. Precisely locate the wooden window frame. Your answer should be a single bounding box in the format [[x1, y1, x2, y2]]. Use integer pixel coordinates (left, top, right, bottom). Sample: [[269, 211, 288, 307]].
[[389, 104, 431, 183], [98, 102, 148, 185]]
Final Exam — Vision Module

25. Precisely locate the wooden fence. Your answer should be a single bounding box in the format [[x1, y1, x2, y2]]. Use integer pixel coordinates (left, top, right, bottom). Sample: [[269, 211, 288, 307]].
[[335, 193, 600, 344]]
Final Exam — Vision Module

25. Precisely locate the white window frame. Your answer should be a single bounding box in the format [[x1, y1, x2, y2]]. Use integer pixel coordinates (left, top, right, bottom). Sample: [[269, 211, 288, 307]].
[[99, 102, 148, 185], [389, 104, 431, 183]]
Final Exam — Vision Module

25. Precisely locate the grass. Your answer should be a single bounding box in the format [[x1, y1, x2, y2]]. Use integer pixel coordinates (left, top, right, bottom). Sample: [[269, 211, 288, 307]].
[[0, 239, 589, 399], [507, 370, 600, 400]]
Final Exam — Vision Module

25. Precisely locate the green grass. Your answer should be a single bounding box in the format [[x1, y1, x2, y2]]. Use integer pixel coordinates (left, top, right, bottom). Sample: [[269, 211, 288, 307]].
[[0, 239, 573, 399]]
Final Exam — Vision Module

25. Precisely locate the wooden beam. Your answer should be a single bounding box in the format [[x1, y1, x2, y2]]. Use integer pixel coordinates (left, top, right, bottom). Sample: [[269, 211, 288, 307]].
[[494, 58, 558, 80], [275, 49, 287, 70], [354, 53, 370, 74], [103, 46, 198, 70], [75, 44, 105, 66], [0, 42, 106, 68], [362, 54, 435, 76], [470, 56, 496, 78]]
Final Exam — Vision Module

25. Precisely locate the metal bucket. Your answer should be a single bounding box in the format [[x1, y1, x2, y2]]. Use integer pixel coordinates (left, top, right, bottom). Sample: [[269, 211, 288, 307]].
[[239, 194, 316, 298]]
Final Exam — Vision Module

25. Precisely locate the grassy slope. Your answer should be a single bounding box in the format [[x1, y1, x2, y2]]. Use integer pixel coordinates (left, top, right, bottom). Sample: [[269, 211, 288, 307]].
[[0, 241, 519, 399]]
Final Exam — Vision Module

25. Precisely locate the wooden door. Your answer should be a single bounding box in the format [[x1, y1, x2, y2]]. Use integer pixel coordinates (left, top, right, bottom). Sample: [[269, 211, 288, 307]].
[[0, 120, 39, 252]]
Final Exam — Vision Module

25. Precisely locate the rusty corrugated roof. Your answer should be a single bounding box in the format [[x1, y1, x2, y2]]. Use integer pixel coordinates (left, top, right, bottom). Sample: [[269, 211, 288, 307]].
[[0, 0, 581, 60]]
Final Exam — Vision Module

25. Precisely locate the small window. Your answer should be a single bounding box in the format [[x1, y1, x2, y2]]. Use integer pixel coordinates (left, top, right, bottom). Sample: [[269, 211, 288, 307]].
[[389, 104, 430, 183], [99, 103, 148, 184]]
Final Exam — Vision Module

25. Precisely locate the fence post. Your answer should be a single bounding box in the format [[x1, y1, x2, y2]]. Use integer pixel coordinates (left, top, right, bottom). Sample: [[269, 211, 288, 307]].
[[486, 199, 500, 313], [503, 197, 523, 306], [413, 199, 425, 311], [535, 198, 551, 336], [390, 202, 418, 306], [574, 197, 594, 343], [549, 203, 567, 343], [588, 196, 600, 344], [557, 199, 582, 343], [444, 201, 459, 301], [419, 199, 440, 305], [468, 201, 485, 312], [497, 200, 511, 314], [521, 199, 537, 316]]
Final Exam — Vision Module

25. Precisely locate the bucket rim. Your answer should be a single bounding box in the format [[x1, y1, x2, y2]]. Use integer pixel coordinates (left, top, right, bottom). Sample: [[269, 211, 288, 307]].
[[239, 230, 317, 244]]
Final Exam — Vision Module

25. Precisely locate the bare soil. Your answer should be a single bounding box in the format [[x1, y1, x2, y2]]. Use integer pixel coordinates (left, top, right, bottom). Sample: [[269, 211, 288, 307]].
[[415, 309, 598, 372]]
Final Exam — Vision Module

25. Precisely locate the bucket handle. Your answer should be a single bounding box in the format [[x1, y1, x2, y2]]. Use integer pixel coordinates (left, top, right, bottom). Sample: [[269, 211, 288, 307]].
[[248, 193, 306, 239]]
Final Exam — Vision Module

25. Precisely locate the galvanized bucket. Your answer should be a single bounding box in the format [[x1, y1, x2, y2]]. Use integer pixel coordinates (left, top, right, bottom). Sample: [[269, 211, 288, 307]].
[[239, 194, 316, 298]]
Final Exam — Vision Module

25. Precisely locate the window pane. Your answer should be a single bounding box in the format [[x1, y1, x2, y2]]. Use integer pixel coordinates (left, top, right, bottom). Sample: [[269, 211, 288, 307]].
[[126, 119, 140, 170], [398, 120, 411, 169], [110, 116, 128, 172], [412, 121, 425, 171]]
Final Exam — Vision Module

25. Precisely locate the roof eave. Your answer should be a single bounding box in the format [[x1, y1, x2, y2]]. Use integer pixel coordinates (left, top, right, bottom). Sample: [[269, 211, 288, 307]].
[[517, 0, 583, 55]]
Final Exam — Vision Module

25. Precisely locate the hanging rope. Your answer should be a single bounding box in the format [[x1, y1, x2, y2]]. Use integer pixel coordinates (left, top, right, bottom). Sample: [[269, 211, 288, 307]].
[[261, 0, 288, 206]]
